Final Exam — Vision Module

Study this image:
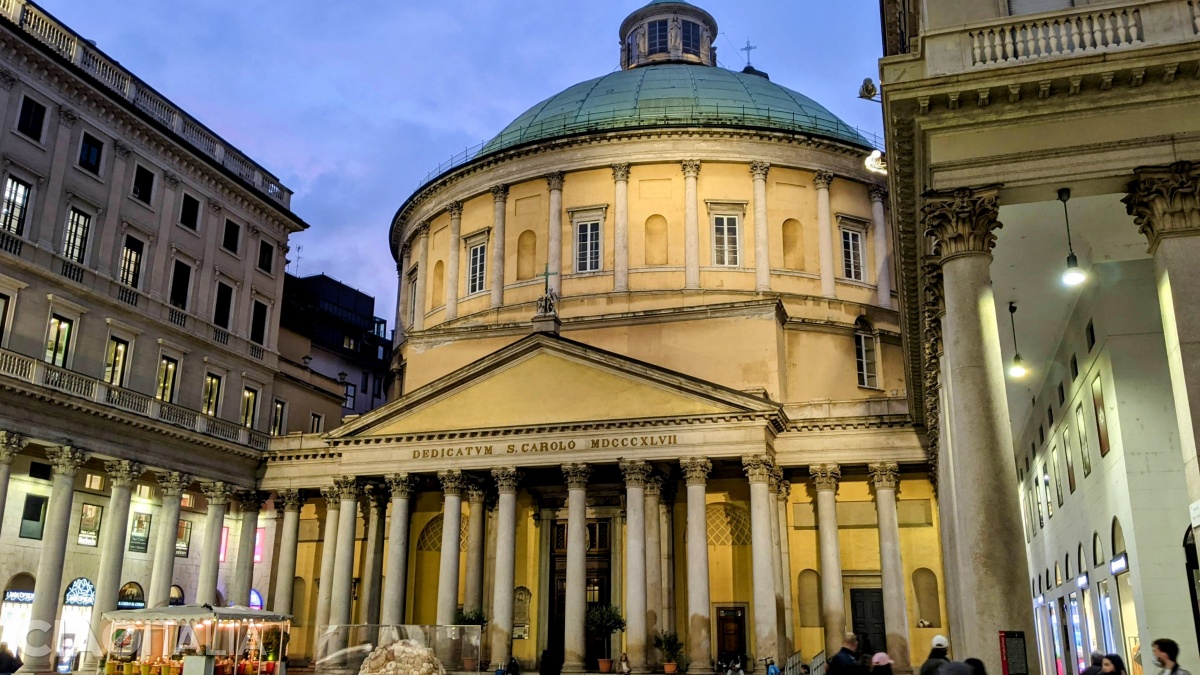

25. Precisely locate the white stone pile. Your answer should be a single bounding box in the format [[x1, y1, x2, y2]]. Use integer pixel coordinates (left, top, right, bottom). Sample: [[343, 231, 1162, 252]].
[[357, 639, 445, 675]]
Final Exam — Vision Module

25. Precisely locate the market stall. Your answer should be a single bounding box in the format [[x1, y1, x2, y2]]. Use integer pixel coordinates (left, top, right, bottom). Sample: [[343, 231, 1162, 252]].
[[99, 605, 290, 675]]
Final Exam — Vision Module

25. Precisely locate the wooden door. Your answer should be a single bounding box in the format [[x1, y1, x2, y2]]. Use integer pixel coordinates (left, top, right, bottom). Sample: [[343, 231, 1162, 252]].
[[850, 588, 887, 655]]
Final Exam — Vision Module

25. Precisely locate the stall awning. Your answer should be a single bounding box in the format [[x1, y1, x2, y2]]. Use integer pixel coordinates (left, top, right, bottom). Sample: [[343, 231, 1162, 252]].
[[102, 604, 291, 623]]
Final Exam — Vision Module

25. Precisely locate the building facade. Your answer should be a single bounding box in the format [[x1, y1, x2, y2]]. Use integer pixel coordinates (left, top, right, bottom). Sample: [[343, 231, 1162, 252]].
[[0, 1, 306, 671], [879, 0, 1200, 673]]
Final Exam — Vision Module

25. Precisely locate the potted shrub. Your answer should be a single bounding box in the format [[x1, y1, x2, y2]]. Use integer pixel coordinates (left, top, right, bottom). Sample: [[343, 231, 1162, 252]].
[[585, 604, 625, 673], [455, 609, 488, 671], [654, 631, 684, 674]]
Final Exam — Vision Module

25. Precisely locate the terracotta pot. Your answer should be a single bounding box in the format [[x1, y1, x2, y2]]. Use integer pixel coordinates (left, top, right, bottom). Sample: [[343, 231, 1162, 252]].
[[461, 657, 478, 672], [598, 658, 614, 673], [664, 663, 678, 674]]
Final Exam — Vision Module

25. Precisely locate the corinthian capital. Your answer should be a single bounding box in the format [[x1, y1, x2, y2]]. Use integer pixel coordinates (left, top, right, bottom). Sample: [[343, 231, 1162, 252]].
[[620, 459, 652, 487], [546, 171, 565, 191], [386, 472, 416, 500], [681, 159, 701, 178], [156, 471, 192, 496], [320, 486, 340, 510], [645, 475, 663, 497], [490, 184, 510, 202], [332, 475, 361, 500], [57, 107, 78, 127], [438, 469, 466, 496], [562, 462, 591, 489], [237, 490, 267, 513], [922, 185, 1003, 261], [447, 201, 464, 218], [104, 460, 144, 487], [611, 163, 630, 182], [869, 185, 888, 202], [750, 161, 771, 181], [680, 457, 712, 485], [276, 489, 303, 512], [0, 431, 26, 463], [46, 446, 89, 476], [809, 463, 841, 492], [1123, 161, 1200, 252], [742, 454, 774, 484], [202, 481, 236, 506], [492, 467, 521, 494], [868, 462, 900, 490], [813, 170, 834, 190]]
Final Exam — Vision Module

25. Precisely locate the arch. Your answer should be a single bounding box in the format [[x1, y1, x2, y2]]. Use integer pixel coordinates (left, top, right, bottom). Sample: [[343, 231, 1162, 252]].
[[249, 589, 263, 610], [4, 572, 35, 593], [117, 581, 145, 609], [782, 218, 804, 269], [517, 230, 537, 280], [644, 215, 668, 266], [1093, 532, 1105, 568], [912, 568, 942, 627], [431, 260, 444, 307], [291, 577, 306, 626], [798, 569, 822, 626], [169, 585, 185, 606], [1112, 517, 1126, 555], [63, 577, 95, 606], [416, 514, 471, 552], [706, 503, 751, 546]]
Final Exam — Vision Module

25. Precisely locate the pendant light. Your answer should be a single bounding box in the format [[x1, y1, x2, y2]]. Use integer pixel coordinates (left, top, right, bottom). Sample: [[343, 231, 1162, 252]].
[[1008, 302, 1027, 379], [1059, 188, 1087, 286]]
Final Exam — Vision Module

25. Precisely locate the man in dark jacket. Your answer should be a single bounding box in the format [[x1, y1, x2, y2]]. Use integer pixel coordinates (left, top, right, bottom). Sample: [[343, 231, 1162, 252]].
[[1082, 652, 1105, 675], [827, 633, 862, 675], [919, 635, 951, 675], [0, 643, 22, 675]]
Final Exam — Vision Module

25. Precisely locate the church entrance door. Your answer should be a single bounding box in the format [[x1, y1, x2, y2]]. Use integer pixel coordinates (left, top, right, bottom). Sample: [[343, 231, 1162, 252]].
[[549, 519, 612, 669], [850, 588, 887, 655]]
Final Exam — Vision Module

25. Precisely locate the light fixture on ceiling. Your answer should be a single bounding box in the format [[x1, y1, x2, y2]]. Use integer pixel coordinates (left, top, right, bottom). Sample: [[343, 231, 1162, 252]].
[[1008, 302, 1027, 379], [1058, 188, 1087, 286]]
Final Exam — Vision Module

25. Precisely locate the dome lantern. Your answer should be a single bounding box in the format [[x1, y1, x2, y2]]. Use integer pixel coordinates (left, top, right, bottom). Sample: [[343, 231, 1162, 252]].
[[619, 0, 718, 69]]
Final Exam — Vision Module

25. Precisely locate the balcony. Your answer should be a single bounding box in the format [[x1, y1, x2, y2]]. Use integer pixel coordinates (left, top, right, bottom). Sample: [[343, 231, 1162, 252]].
[[919, 0, 1200, 77], [0, 346, 270, 450]]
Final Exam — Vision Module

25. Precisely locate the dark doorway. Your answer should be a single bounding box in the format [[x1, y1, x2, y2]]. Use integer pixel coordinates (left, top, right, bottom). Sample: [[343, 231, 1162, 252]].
[[1184, 528, 1200, 652], [850, 588, 886, 655], [716, 606, 748, 665], [549, 519, 612, 669]]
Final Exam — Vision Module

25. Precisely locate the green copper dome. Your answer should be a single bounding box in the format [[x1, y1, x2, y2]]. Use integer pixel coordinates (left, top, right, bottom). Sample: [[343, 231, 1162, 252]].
[[478, 64, 872, 156]]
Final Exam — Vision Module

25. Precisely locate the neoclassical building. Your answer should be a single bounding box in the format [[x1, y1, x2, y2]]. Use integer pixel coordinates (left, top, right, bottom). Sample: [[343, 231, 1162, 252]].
[[261, 2, 941, 673]]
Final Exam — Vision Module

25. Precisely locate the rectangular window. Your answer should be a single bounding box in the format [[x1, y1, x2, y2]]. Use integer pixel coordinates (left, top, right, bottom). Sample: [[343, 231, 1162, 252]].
[[257, 240, 274, 274], [343, 334, 358, 351], [63, 208, 91, 264], [575, 221, 601, 272], [855, 332, 878, 388], [213, 282, 233, 329], [169, 261, 192, 310], [180, 493, 195, 509], [28, 462, 51, 481], [222, 219, 240, 253], [1086, 320, 1096, 351], [131, 165, 155, 204], [175, 519, 192, 557], [128, 512, 152, 552], [1047, 405, 1054, 428], [1, 176, 32, 235], [681, 20, 702, 56], [713, 215, 739, 266], [155, 355, 179, 402], [1057, 382, 1065, 406], [202, 372, 222, 416], [647, 19, 669, 54], [250, 300, 268, 345], [78, 133, 104, 174], [16, 97, 46, 141], [77, 503, 103, 546], [135, 485, 153, 500], [179, 194, 200, 230], [1070, 354, 1079, 380], [241, 386, 258, 428], [373, 375, 382, 399], [1064, 427, 1076, 493], [0, 292, 10, 344], [271, 399, 287, 436], [119, 236, 145, 288], [310, 412, 324, 433], [1051, 444, 1063, 506], [84, 473, 104, 491], [218, 526, 229, 562], [1092, 375, 1110, 457], [344, 382, 357, 409], [1042, 463, 1053, 518], [459, 241, 484, 295], [19, 494, 47, 539], [253, 527, 266, 563], [104, 336, 130, 387], [44, 313, 73, 367], [1077, 405, 1092, 477], [362, 371, 369, 390], [841, 228, 864, 281]]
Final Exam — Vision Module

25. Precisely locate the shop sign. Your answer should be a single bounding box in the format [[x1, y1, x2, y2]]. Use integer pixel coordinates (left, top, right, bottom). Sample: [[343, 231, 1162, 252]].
[[1076, 573, 1089, 589], [63, 578, 96, 607], [128, 513, 152, 553], [998, 630, 1029, 675], [4, 590, 34, 603], [1109, 553, 1128, 575]]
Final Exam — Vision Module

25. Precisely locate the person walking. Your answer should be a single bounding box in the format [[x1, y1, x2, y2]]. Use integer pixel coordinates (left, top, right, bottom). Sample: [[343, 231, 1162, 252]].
[[871, 652, 895, 675], [0, 643, 21, 675], [965, 658, 988, 675], [919, 636, 951, 675], [1103, 653, 1129, 675], [1083, 653, 1106, 675], [1152, 639, 1192, 675], [828, 633, 862, 675]]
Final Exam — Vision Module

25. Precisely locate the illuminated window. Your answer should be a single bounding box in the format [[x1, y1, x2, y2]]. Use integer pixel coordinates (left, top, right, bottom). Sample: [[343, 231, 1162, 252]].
[[202, 373, 222, 416], [241, 386, 259, 428], [218, 526, 229, 562], [104, 336, 130, 387], [84, 473, 104, 491], [44, 314, 73, 367], [180, 493, 195, 508], [63, 208, 91, 264], [253, 527, 266, 563], [155, 355, 179, 402], [77, 504, 103, 546], [271, 400, 287, 436], [119, 236, 144, 289], [1, 176, 31, 235]]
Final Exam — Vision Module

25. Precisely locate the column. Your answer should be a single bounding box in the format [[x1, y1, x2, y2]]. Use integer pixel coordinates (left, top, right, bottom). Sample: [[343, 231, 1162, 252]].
[[83, 461, 142, 673], [0, 431, 24, 536], [767, 469, 786, 662], [923, 186, 1035, 671], [743, 455, 778, 664], [314, 488, 340, 637], [148, 472, 190, 608], [682, 160, 701, 290], [810, 464, 845, 658], [776, 480, 796, 658], [32, 108, 77, 247], [445, 201, 463, 320], [547, 172, 565, 295], [613, 164, 631, 292], [645, 476, 663, 664], [19, 446, 87, 673], [680, 458, 713, 674], [621, 460, 651, 671], [148, 173, 180, 300], [751, 161, 771, 292], [436, 470, 466, 625], [561, 463, 591, 673], [359, 484, 387, 626], [411, 224, 430, 332], [659, 484, 676, 636], [490, 185, 509, 308], [815, 170, 836, 298], [869, 463, 911, 670], [327, 477, 360, 660], [230, 492, 263, 607], [196, 482, 234, 606], [464, 485, 487, 614], [381, 473, 416, 625], [395, 244, 412, 346], [869, 186, 892, 308], [490, 468, 521, 670], [272, 490, 303, 614]]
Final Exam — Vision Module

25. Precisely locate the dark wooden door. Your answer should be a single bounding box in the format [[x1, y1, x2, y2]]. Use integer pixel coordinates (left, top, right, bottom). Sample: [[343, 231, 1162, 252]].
[[850, 588, 886, 655], [549, 520, 612, 668], [717, 606, 747, 664]]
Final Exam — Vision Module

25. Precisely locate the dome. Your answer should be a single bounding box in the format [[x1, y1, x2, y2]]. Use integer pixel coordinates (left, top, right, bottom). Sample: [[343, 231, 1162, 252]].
[[478, 63, 873, 156]]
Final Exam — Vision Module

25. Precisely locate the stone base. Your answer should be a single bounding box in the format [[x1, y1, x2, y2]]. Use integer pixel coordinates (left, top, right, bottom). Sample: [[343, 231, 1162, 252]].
[[531, 314, 561, 334]]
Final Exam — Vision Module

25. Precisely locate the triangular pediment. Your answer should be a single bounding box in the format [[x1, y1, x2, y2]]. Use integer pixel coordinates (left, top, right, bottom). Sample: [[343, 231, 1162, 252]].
[[333, 333, 779, 438]]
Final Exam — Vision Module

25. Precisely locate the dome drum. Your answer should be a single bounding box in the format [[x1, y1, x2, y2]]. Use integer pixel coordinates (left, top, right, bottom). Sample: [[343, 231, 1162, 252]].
[[619, 1, 718, 69]]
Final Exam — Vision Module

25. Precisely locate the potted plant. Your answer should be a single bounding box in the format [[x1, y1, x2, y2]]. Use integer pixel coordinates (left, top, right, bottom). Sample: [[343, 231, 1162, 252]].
[[585, 604, 626, 673], [454, 609, 488, 671], [654, 631, 684, 674]]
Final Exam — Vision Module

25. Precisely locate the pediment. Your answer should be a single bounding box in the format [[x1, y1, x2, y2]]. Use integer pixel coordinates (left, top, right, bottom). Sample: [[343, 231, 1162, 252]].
[[333, 333, 778, 438]]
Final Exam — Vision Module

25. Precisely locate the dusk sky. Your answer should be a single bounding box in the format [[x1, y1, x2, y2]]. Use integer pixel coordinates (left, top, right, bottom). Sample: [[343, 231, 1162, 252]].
[[45, 0, 885, 324]]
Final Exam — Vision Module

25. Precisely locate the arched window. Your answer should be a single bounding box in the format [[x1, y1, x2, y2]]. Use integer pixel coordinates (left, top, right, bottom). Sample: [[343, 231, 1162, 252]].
[[1065, 553, 1071, 578], [855, 317, 878, 388], [644, 215, 668, 266], [912, 568, 941, 627], [1078, 544, 1086, 576], [431, 261, 444, 307], [416, 514, 470, 551], [291, 577, 306, 626], [117, 582, 145, 609], [169, 585, 185, 606], [1093, 532, 1104, 568], [706, 503, 751, 546], [1054, 562, 1063, 586], [798, 569, 822, 626], [517, 230, 537, 280], [4, 572, 35, 601], [1112, 517, 1126, 556], [249, 589, 263, 610], [782, 218, 804, 269]]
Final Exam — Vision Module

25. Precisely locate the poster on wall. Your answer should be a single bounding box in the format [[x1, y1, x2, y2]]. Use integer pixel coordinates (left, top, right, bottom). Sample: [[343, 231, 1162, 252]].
[[175, 520, 192, 558], [128, 513, 152, 553], [77, 504, 103, 547], [998, 630, 1029, 675], [1092, 375, 1111, 457]]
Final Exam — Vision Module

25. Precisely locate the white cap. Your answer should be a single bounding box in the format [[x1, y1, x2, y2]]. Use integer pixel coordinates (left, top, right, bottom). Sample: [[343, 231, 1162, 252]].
[[932, 635, 950, 649]]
